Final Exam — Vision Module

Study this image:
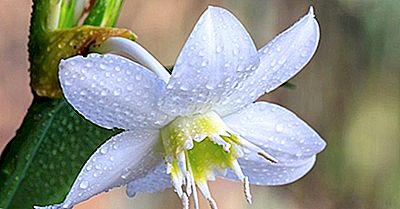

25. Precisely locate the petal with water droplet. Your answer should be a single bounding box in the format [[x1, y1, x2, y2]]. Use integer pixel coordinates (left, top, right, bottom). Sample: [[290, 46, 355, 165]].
[[258, 7, 320, 93], [215, 8, 320, 116], [223, 155, 316, 186], [159, 6, 258, 116], [35, 130, 163, 209], [59, 53, 172, 130], [223, 102, 326, 163], [126, 161, 171, 196]]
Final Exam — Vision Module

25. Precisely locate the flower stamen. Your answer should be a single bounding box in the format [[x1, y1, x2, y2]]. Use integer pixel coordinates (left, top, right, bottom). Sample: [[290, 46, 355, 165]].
[[230, 134, 278, 164], [231, 159, 252, 204], [210, 134, 231, 153], [244, 176, 252, 205], [197, 182, 219, 209]]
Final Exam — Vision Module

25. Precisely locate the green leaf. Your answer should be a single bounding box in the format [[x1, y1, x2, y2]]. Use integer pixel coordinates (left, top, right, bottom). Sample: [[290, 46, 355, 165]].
[[0, 97, 117, 209]]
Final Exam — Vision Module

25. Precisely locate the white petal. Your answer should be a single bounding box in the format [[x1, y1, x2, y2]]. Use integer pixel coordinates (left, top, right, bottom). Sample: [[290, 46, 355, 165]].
[[258, 7, 320, 93], [223, 156, 316, 185], [215, 7, 320, 116], [159, 6, 258, 116], [126, 161, 170, 197], [59, 53, 171, 130], [35, 130, 162, 209], [224, 102, 326, 163]]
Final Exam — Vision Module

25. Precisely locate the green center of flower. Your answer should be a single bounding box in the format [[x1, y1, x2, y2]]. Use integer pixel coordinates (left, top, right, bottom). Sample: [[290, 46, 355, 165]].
[[161, 111, 237, 181], [160, 111, 278, 209]]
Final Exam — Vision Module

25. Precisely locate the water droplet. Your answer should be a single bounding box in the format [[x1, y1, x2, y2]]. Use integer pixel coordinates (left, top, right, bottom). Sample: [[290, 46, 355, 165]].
[[126, 84, 134, 91], [233, 47, 239, 55], [198, 49, 206, 56], [180, 85, 189, 91], [121, 168, 131, 179], [100, 90, 107, 96], [113, 88, 122, 96], [86, 165, 92, 171], [216, 46, 223, 53], [95, 163, 102, 170], [275, 123, 284, 132], [100, 147, 108, 154], [201, 60, 209, 67], [99, 63, 106, 70], [79, 180, 89, 189], [64, 80, 72, 86], [205, 84, 214, 90], [85, 62, 93, 68], [57, 42, 65, 49]]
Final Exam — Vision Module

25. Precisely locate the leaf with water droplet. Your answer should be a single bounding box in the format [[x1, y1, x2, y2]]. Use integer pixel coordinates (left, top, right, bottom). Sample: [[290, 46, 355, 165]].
[[0, 97, 117, 209], [29, 0, 137, 98], [30, 26, 136, 98]]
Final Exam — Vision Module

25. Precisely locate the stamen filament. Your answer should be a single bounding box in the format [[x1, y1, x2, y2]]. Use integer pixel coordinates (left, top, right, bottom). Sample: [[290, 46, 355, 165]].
[[244, 176, 252, 204], [181, 193, 189, 209], [231, 160, 252, 204], [197, 182, 219, 209], [234, 135, 278, 164], [185, 153, 200, 209]]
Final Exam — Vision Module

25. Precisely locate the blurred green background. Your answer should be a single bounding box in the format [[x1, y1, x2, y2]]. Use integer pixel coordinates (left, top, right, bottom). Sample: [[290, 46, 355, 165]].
[[0, 0, 399, 209]]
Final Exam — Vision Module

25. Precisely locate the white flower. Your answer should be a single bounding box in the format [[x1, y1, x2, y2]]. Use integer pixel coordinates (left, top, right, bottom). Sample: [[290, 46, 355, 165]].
[[35, 6, 325, 209]]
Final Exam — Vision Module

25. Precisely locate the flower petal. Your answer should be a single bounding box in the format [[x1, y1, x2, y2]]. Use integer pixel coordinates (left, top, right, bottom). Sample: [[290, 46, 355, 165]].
[[224, 156, 316, 185], [215, 7, 320, 116], [35, 130, 163, 209], [126, 161, 170, 197], [59, 53, 171, 130], [159, 6, 258, 116], [224, 102, 325, 163]]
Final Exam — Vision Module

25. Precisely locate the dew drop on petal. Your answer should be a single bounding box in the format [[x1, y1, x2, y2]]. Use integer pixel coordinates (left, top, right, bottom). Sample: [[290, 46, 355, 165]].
[[79, 180, 89, 189], [99, 63, 106, 70], [275, 123, 284, 132], [100, 147, 108, 154], [86, 165, 92, 171], [216, 46, 223, 53]]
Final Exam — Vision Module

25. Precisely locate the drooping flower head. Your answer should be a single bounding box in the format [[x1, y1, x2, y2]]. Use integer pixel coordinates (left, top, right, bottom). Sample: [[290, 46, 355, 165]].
[[36, 6, 325, 209]]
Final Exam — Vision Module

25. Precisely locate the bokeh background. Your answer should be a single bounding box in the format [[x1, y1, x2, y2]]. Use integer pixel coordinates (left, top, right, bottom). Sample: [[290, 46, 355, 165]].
[[1, 0, 399, 209]]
